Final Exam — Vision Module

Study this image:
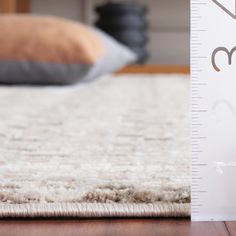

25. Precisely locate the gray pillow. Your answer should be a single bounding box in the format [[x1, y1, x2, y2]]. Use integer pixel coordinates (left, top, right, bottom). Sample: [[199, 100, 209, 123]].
[[83, 28, 137, 82]]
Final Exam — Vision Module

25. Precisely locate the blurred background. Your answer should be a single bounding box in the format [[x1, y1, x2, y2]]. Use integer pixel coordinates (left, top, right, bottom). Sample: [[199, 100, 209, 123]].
[[0, 0, 190, 66]]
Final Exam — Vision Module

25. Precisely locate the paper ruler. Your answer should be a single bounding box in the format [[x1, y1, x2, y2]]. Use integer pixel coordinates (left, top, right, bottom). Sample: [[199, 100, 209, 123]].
[[191, 0, 236, 221]]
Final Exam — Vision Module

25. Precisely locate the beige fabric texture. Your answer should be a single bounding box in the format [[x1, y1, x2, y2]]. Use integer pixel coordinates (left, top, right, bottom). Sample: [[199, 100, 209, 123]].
[[0, 74, 190, 218], [0, 14, 105, 64]]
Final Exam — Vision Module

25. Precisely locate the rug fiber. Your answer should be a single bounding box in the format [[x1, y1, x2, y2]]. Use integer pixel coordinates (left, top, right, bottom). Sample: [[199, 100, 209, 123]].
[[0, 74, 190, 217]]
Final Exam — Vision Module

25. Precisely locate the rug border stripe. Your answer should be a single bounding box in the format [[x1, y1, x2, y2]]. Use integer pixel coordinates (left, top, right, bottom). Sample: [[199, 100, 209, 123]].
[[0, 203, 190, 218]]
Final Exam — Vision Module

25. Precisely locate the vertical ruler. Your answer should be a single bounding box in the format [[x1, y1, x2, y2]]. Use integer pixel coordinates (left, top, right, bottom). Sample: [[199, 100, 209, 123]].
[[191, 0, 236, 221]]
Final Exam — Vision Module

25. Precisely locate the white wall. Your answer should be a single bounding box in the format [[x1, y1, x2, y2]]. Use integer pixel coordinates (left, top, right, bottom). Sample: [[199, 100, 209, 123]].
[[31, 0, 190, 65]]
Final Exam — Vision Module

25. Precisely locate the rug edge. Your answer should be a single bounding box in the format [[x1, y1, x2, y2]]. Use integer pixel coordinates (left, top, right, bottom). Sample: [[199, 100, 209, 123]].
[[0, 203, 190, 218]]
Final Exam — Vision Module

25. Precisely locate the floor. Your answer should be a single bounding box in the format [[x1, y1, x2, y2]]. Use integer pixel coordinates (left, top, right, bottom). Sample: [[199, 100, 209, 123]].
[[0, 219, 235, 236]]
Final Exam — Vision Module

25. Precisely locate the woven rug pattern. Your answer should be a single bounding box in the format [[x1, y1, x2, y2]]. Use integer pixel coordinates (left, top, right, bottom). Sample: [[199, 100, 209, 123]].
[[0, 74, 190, 217]]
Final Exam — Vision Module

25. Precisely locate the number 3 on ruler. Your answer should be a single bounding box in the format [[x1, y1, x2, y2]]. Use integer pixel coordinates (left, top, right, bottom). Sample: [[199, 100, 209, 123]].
[[212, 47, 236, 71]]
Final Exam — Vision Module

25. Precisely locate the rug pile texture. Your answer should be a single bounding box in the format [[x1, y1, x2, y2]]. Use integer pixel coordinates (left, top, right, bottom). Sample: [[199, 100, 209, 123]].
[[0, 74, 190, 217]]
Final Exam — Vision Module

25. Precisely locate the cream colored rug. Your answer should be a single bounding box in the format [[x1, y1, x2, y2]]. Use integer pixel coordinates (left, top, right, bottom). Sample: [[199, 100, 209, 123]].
[[0, 74, 190, 218]]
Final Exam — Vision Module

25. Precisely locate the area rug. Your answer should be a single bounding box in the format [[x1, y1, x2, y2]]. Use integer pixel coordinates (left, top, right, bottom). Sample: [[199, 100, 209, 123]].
[[0, 74, 190, 218]]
